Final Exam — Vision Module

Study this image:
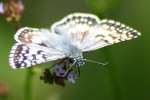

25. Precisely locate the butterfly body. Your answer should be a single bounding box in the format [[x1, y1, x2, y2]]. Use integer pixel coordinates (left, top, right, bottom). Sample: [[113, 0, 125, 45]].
[[9, 13, 141, 69]]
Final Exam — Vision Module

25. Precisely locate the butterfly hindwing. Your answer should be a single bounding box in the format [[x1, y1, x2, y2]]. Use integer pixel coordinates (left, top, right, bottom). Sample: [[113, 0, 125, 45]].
[[9, 43, 46, 68], [9, 43, 66, 69]]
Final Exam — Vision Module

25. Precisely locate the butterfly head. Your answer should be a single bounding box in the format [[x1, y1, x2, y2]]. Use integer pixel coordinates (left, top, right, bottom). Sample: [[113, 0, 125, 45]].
[[69, 56, 86, 67]]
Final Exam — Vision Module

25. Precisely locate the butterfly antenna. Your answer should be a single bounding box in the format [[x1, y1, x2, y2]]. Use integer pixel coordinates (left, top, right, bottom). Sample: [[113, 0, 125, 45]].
[[84, 59, 108, 66]]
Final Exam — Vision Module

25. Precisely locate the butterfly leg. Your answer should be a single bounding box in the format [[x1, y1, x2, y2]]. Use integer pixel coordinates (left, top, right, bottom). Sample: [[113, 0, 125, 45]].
[[76, 66, 80, 77], [61, 61, 76, 77]]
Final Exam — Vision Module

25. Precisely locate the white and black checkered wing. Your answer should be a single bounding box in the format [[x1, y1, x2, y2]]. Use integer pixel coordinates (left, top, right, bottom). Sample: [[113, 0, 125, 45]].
[[51, 13, 141, 52], [14, 27, 53, 46], [9, 27, 66, 69], [82, 19, 141, 51]]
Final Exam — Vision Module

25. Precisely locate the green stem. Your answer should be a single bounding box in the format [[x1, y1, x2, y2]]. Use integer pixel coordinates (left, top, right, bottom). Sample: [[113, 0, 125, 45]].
[[25, 68, 33, 100], [104, 49, 121, 100]]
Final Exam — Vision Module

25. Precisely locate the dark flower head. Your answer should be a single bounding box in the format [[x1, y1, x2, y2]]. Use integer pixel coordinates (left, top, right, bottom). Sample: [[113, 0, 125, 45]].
[[0, 0, 24, 22], [40, 58, 80, 86], [40, 68, 54, 84], [40, 68, 66, 87]]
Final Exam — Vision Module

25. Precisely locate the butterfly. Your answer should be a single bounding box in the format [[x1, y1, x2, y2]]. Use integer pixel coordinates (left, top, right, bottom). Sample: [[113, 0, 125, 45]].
[[9, 13, 141, 69]]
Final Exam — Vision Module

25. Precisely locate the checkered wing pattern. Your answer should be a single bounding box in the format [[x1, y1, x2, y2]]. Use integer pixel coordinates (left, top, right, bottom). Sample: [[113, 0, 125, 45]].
[[51, 13, 141, 52], [9, 27, 66, 69], [51, 13, 100, 49], [14, 27, 53, 47], [82, 19, 141, 51]]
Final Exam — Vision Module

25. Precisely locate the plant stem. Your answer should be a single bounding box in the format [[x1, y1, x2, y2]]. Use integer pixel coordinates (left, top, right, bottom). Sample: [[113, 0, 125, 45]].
[[25, 68, 33, 100]]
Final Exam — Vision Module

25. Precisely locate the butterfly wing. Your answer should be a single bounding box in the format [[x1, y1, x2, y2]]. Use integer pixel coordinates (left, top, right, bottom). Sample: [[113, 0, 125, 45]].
[[14, 27, 53, 47], [9, 27, 66, 69], [81, 19, 141, 51], [51, 13, 141, 52], [51, 13, 100, 49]]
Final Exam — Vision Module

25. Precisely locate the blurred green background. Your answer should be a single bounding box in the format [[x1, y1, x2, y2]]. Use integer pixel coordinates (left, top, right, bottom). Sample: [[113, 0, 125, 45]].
[[0, 0, 149, 100]]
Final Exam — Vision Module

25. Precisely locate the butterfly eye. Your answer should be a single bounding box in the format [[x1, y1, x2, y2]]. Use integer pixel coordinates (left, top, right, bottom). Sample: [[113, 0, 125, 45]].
[[72, 57, 85, 67]]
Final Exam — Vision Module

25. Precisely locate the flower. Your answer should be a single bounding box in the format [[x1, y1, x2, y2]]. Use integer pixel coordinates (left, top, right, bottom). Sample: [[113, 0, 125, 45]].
[[40, 68, 54, 84], [0, 0, 24, 22], [52, 60, 78, 84], [53, 63, 66, 77], [0, 2, 4, 14], [67, 71, 77, 84], [40, 68, 66, 87], [40, 58, 79, 86]]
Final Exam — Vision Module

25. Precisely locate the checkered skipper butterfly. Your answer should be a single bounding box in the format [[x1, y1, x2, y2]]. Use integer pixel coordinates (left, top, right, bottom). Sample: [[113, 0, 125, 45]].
[[9, 13, 141, 69]]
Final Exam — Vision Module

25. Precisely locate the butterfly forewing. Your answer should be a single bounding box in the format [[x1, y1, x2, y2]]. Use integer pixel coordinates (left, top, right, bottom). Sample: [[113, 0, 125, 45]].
[[99, 19, 140, 42], [15, 27, 54, 47], [51, 13, 141, 52], [82, 19, 141, 51], [51, 13, 100, 31], [51, 13, 101, 47]]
